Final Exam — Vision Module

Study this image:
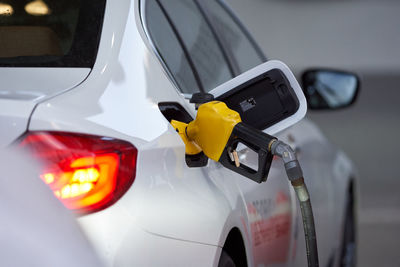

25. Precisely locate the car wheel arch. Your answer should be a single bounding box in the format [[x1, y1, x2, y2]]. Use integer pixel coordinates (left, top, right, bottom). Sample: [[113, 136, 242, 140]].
[[335, 178, 357, 267], [220, 227, 248, 267]]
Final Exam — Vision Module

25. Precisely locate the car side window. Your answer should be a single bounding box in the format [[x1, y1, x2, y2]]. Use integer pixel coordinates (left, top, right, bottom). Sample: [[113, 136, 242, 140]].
[[202, 0, 265, 74], [146, 0, 234, 93], [145, 0, 201, 94]]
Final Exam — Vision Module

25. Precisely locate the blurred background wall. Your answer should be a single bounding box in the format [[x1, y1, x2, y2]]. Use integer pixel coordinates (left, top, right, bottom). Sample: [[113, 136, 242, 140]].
[[226, 0, 400, 266]]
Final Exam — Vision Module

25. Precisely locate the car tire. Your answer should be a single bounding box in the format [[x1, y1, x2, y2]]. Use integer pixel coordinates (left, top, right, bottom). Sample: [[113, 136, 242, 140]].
[[218, 250, 236, 267], [340, 195, 356, 267]]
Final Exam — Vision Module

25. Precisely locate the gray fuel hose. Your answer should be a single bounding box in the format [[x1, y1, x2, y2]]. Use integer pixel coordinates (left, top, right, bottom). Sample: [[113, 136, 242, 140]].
[[292, 178, 319, 267], [270, 140, 319, 267]]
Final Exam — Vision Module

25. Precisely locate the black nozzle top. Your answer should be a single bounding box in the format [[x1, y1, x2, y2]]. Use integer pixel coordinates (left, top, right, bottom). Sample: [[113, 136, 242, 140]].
[[190, 93, 214, 104]]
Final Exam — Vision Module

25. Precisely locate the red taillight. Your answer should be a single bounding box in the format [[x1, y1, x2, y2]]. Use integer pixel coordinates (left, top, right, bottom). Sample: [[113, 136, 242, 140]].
[[19, 132, 137, 214]]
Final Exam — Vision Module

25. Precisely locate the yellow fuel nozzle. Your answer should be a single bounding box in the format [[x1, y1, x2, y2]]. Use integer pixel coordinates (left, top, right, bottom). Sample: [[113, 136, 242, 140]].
[[171, 100, 277, 183], [173, 101, 242, 161], [171, 120, 203, 156]]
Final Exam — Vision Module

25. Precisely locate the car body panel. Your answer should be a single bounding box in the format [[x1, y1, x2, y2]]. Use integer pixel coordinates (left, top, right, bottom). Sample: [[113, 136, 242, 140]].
[[0, 0, 357, 266], [0, 68, 90, 101], [0, 99, 35, 148], [0, 68, 91, 148], [79, 205, 221, 267]]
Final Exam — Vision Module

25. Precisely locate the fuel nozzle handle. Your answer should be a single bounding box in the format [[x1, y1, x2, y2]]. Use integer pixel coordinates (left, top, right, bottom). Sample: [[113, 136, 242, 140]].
[[218, 122, 276, 183]]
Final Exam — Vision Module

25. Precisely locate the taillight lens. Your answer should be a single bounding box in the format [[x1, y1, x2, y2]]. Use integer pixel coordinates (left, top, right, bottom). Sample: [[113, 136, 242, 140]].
[[19, 132, 137, 214]]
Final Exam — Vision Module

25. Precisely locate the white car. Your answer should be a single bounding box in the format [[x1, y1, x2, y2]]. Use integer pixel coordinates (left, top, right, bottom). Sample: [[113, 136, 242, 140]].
[[0, 0, 359, 266]]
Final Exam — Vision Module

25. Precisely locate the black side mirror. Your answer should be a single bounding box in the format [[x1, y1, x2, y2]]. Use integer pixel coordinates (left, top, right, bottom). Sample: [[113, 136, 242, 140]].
[[302, 69, 360, 110]]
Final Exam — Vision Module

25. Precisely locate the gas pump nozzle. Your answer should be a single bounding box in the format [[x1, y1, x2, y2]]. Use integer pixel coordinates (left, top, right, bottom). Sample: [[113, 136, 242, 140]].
[[171, 101, 276, 183]]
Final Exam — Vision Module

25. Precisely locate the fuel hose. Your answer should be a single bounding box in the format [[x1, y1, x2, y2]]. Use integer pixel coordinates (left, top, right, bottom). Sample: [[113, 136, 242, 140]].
[[291, 178, 319, 267], [270, 140, 319, 267]]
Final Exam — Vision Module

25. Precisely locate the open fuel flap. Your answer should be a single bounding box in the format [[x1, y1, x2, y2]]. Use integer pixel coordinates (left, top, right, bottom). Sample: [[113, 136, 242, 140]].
[[209, 60, 307, 135]]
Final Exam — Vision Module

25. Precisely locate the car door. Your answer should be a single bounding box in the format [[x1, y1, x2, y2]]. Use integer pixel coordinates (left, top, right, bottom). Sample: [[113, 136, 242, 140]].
[[144, 0, 295, 266]]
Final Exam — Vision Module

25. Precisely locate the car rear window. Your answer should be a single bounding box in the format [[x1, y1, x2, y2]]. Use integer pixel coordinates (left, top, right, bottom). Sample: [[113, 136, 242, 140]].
[[0, 0, 105, 67]]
